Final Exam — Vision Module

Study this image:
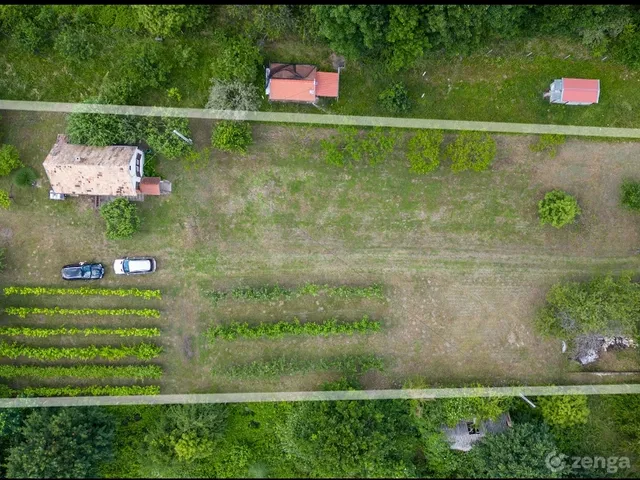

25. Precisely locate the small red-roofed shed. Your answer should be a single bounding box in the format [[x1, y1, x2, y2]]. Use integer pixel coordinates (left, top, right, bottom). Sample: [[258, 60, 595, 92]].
[[545, 78, 600, 105]]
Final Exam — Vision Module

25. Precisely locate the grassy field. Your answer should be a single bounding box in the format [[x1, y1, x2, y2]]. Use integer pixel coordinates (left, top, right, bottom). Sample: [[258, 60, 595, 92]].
[[1, 33, 640, 128], [1, 110, 640, 394]]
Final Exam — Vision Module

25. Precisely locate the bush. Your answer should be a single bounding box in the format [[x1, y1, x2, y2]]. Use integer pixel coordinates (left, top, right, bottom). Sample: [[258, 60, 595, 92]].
[[143, 117, 194, 160], [100, 198, 141, 240], [536, 272, 640, 338], [529, 134, 565, 158], [538, 190, 581, 228], [205, 80, 261, 111], [211, 121, 253, 153], [0, 190, 10, 209], [54, 27, 95, 62], [537, 395, 590, 428], [378, 82, 411, 113], [620, 180, 640, 211], [0, 144, 23, 176], [407, 130, 443, 174], [0, 248, 5, 272], [211, 35, 262, 83], [12, 167, 38, 188], [446, 131, 497, 173], [143, 150, 161, 177], [321, 127, 399, 167]]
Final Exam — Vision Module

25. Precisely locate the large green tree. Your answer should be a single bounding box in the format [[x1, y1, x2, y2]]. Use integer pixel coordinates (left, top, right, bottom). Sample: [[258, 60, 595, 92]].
[[5, 407, 115, 478], [463, 422, 560, 478], [537, 395, 590, 428], [134, 5, 209, 37], [277, 398, 418, 477], [140, 404, 228, 477], [312, 5, 388, 60]]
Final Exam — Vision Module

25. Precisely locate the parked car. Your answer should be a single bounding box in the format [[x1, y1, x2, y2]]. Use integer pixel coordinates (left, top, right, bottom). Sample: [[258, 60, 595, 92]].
[[113, 257, 156, 275], [61, 262, 105, 280]]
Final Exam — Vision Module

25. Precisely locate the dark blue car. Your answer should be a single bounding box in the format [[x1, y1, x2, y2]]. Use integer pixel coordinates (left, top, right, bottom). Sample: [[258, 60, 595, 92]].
[[61, 262, 104, 280]]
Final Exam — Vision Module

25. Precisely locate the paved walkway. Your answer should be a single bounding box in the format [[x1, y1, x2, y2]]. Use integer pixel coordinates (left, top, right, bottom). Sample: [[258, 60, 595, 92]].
[[2, 384, 640, 408], [2, 100, 640, 138]]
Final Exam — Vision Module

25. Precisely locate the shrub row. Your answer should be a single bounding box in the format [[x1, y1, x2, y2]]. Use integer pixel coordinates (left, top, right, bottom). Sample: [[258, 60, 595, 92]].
[[0, 327, 160, 338], [0, 341, 162, 361], [207, 315, 381, 341], [206, 283, 384, 305], [212, 354, 385, 379], [16, 385, 161, 397], [3, 286, 162, 300], [0, 364, 163, 380], [3, 306, 161, 318]]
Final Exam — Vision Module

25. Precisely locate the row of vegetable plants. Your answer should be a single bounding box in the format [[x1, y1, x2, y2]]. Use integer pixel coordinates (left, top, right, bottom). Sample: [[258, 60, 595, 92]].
[[4, 384, 161, 397], [205, 283, 385, 305], [212, 354, 385, 379], [3, 306, 161, 318], [0, 341, 162, 361], [0, 326, 160, 338], [0, 364, 163, 380], [207, 315, 381, 341], [3, 286, 161, 300]]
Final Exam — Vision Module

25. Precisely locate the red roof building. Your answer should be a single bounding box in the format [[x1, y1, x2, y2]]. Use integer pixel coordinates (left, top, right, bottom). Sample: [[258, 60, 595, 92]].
[[266, 63, 340, 103], [545, 78, 600, 105]]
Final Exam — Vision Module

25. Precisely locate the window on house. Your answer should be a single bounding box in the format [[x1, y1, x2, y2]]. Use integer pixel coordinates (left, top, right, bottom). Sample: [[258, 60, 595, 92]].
[[135, 153, 142, 176], [466, 422, 480, 435]]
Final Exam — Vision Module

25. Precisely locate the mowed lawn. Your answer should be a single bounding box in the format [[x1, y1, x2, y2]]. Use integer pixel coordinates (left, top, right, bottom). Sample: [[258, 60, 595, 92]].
[[1, 110, 640, 394]]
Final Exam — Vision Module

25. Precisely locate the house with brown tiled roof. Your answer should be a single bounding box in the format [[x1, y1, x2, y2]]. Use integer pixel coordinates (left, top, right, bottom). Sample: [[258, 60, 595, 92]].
[[43, 135, 171, 201], [265, 63, 340, 103]]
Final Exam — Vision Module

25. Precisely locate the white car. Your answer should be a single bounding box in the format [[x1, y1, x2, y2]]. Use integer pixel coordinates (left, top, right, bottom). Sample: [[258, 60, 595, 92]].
[[113, 257, 156, 275]]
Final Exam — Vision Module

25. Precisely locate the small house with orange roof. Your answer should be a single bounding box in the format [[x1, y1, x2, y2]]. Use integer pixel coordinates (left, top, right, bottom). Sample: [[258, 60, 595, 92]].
[[265, 63, 340, 104], [544, 78, 600, 105]]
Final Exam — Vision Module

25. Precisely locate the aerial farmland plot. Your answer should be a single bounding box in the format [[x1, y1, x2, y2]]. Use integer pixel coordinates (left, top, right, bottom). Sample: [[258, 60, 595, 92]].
[[1, 109, 639, 396]]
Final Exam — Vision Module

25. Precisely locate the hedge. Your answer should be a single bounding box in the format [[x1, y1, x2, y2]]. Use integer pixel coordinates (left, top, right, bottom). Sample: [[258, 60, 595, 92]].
[[15, 385, 160, 397], [0, 327, 160, 338], [0, 341, 162, 361], [3, 286, 161, 300], [207, 315, 381, 341], [213, 354, 385, 379], [0, 364, 163, 380], [3, 307, 161, 318]]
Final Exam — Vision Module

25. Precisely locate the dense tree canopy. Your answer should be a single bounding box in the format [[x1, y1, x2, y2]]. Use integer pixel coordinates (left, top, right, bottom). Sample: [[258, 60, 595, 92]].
[[277, 398, 418, 477], [134, 5, 210, 37], [5, 408, 115, 478], [463, 422, 560, 478], [537, 395, 591, 428]]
